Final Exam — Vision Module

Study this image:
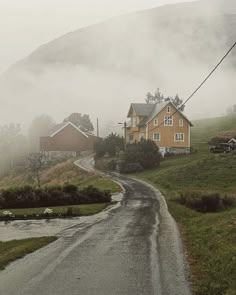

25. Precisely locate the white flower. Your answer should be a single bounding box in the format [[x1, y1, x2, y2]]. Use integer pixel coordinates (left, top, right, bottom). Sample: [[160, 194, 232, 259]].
[[44, 208, 53, 214], [3, 210, 13, 216]]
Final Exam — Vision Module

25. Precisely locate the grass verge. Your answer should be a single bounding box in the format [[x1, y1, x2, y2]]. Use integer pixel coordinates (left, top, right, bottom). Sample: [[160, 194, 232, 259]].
[[0, 203, 110, 219], [0, 159, 120, 193], [132, 150, 236, 295], [0, 237, 57, 270]]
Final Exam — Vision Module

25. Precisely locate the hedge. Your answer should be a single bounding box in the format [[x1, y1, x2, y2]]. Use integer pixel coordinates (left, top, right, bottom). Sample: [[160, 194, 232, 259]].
[[0, 185, 111, 209]]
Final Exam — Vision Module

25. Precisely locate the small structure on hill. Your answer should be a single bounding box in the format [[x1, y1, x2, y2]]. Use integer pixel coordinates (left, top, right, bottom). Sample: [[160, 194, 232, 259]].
[[40, 121, 98, 159], [209, 130, 236, 152]]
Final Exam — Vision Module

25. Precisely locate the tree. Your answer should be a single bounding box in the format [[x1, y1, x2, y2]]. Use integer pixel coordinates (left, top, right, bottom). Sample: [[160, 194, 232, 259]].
[[29, 115, 55, 152], [172, 94, 185, 111], [146, 88, 165, 104], [145, 88, 185, 111], [95, 133, 125, 158], [63, 113, 94, 132], [27, 153, 43, 188]]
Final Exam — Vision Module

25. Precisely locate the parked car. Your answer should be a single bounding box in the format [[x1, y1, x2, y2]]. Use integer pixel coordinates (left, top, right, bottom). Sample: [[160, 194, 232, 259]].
[[209, 143, 231, 153]]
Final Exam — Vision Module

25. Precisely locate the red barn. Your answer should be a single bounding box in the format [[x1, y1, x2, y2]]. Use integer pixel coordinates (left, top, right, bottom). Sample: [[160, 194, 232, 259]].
[[40, 122, 98, 158]]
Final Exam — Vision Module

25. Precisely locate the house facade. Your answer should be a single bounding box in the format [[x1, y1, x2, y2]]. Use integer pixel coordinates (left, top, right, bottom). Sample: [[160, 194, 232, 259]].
[[126, 101, 193, 155], [40, 121, 98, 158]]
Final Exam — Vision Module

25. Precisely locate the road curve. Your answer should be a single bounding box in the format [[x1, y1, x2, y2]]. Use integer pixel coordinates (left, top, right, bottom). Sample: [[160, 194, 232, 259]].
[[0, 156, 191, 295]]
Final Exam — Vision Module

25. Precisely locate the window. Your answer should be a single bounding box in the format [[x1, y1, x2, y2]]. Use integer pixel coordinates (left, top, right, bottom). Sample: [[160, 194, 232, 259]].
[[153, 133, 161, 141], [129, 134, 134, 141], [139, 133, 145, 141], [175, 133, 184, 142], [167, 106, 171, 113], [164, 116, 173, 126], [179, 119, 184, 126], [132, 116, 139, 127], [154, 118, 158, 126]]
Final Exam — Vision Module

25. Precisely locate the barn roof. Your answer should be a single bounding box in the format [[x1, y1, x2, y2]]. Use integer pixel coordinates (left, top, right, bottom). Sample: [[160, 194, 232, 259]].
[[43, 122, 89, 138]]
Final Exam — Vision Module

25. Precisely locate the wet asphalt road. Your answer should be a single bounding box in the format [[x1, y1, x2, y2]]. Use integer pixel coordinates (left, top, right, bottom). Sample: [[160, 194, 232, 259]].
[[0, 157, 191, 295]]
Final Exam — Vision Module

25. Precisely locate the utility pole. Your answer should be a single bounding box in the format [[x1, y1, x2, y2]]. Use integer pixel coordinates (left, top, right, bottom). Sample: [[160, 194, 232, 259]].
[[118, 121, 127, 151], [97, 118, 99, 138], [124, 121, 127, 151]]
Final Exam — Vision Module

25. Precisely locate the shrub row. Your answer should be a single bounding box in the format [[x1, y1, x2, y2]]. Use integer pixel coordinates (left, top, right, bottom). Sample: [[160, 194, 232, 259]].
[[177, 191, 236, 213], [0, 184, 111, 209]]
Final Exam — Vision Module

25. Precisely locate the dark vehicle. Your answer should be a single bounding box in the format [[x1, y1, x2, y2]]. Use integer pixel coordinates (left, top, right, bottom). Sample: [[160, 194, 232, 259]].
[[209, 143, 231, 153]]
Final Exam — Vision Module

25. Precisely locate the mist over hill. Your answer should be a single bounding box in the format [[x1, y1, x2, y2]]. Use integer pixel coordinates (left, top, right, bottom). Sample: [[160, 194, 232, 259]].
[[0, 0, 236, 133]]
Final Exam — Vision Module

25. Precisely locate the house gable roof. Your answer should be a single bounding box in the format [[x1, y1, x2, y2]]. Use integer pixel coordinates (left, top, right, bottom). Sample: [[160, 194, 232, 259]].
[[44, 122, 89, 138], [127, 103, 153, 117], [145, 101, 193, 127], [229, 138, 236, 143], [128, 101, 193, 127]]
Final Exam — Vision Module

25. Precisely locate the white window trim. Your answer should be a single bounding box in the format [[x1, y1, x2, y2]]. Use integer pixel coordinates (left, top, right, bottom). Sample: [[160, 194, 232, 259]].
[[167, 106, 171, 113], [179, 119, 184, 127], [154, 118, 158, 126], [153, 133, 161, 142], [174, 133, 185, 142], [164, 116, 173, 126]]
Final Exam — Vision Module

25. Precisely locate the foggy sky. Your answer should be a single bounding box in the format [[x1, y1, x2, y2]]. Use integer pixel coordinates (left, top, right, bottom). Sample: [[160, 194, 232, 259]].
[[0, 0, 235, 135], [0, 0, 195, 73]]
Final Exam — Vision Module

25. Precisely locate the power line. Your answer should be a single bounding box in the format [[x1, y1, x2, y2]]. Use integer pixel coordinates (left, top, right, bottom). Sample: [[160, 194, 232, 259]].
[[146, 41, 236, 134]]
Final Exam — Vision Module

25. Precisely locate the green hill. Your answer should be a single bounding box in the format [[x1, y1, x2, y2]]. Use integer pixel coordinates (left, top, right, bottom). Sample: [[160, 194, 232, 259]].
[[192, 113, 236, 143]]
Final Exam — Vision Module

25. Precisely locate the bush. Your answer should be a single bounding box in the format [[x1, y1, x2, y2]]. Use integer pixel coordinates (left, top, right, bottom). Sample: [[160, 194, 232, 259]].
[[177, 191, 236, 213], [0, 185, 111, 209], [95, 133, 125, 158], [124, 140, 161, 169], [63, 184, 78, 194]]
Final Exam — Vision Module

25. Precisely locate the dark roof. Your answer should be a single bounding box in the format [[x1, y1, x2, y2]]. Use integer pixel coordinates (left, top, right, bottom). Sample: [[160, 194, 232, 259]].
[[127, 103, 153, 117], [214, 130, 236, 139], [128, 101, 193, 126], [140, 102, 169, 125]]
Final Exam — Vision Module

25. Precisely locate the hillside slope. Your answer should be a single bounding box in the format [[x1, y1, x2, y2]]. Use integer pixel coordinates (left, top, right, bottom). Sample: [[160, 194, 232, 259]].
[[0, 0, 236, 127], [192, 113, 236, 142]]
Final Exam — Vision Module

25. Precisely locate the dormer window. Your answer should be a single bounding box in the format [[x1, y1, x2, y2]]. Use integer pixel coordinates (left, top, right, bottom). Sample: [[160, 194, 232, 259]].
[[167, 106, 171, 113]]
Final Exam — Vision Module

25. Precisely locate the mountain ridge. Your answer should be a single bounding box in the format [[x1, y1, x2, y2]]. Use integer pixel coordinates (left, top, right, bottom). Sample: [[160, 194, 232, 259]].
[[0, 0, 235, 129]]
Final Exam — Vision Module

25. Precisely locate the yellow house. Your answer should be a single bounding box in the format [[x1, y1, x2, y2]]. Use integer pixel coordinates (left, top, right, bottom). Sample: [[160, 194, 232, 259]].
[[126, 101, 193, 155]]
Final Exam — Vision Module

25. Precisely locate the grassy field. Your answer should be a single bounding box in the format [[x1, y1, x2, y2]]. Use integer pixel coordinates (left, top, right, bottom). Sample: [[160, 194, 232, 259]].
[[0, 203, 110, 218], [134, 152, 236, 294], [0, 237, 57, 270], [191, 113, 236, 143], [131, 115, 236, 294], [0, 159, 120, 193]]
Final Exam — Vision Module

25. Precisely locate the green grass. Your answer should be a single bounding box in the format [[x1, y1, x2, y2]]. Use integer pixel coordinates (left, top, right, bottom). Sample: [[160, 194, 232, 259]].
[[0, 237, 57, 270], [192, 113, 236, 143], [132, 115, 236, 293], [132, 150, 236, 295], [0, 203, 110, 218], [0, 159, 120, 193], [137, 152, 236, 193]]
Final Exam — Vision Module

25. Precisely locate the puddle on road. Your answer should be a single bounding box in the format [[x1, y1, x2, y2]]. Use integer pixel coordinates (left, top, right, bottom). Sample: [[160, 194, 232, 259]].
[[0, 193, 123, 242]]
